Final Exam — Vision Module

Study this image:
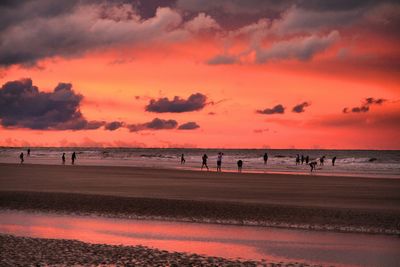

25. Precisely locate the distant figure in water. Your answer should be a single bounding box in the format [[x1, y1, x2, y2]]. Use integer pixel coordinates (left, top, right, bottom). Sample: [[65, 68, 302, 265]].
[[19, 152, 24, 164], [332, 156, 337, 166], [201, 154, 209, 171], [295, 154, 300, 165], [301, 155, 304, 165], [71, 152, 76, 165], [62, 153, 66, 165], [320, 156, 325, 166], [237, 160, 243, 172], [263, 152, 268, 165], [217, 152, 223, 172], [305, 155, 309, 164], [27, 148, 30, 156], [309, 161, 317, 172], [180, 154, 186, 164]]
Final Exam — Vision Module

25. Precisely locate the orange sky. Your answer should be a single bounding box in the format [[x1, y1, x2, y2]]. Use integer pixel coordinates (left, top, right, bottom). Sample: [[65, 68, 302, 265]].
[[0, 1, 399, 149]]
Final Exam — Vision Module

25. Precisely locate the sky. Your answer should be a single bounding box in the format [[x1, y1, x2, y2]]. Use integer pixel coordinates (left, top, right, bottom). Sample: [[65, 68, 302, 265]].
[[0, 0, 399, 149]]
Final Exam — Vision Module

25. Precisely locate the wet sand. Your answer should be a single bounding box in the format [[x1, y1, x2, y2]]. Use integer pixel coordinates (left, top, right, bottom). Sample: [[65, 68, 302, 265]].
[[1, 163, 399, 234]]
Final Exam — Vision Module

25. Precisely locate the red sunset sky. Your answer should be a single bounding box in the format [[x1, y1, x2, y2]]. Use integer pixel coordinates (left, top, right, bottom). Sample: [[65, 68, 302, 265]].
[[0, 0, 399, 149]]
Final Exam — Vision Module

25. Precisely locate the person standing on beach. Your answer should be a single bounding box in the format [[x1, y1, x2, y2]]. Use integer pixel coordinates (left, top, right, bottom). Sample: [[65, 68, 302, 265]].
[[27, 148, 30, 156], [295, 154, 300, 165], [71, 152, 76, 165], [62, 153, 66, 165], [301, 155, 304, 164], [237, 160, 243, 172], [19, 152, 24, 164], [320, 156, 325, 166], [263, 152, 268, 165], [217, 152, 223, 172], [332, 156, 337, 166], [180, 154, 186, 164], [305, 155, 309, 164], [201, 154, 209, 170]]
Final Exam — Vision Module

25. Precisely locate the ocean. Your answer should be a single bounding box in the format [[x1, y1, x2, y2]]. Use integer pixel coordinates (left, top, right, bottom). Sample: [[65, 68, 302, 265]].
[[1, 147, 399, 178]]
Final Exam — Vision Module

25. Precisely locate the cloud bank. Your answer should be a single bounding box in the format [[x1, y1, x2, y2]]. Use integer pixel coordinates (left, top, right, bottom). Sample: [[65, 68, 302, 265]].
[[257, 104, 285, 115], [0, 78, 104, 130], [145, 93, 207, 113]]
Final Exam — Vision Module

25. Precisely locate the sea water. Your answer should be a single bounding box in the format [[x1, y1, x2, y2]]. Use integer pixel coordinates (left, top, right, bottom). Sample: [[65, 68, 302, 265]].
[[0, 147, 399, 178]]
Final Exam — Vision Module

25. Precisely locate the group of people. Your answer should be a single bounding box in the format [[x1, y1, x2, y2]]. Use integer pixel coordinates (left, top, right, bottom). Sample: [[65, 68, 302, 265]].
[[19, 149, 337, 173], [297, 154, 337, 172], [179, 152, 337, 173], [19, 149, 77, 165]]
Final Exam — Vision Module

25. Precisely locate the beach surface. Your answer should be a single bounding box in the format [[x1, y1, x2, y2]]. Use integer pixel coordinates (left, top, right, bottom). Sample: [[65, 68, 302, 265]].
[[1, 163, 399, 234]]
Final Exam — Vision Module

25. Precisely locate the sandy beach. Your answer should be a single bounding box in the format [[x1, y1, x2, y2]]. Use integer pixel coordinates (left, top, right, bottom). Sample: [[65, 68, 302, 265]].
[[1, 163, 399, 233], [1, 163, 400, 266]]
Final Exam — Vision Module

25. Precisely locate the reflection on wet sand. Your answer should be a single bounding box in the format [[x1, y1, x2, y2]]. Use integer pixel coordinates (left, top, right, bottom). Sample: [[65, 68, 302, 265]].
[[1, 210, 400, 267]]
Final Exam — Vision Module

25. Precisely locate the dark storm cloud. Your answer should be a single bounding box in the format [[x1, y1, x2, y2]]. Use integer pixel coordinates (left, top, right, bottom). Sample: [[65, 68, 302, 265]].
[[0, 0, 185, 67], [343, 97, 386, 113], [176, 0, 392, 14], [127, 118, 178, 132], [0, 78, 104, 130], [145, 93, 207, 113], [292, 102, 311, 113], [104, 121, 124, 131], [1, 0, 399, 68], [178, 121, 200, 130], [256, 104, 285, 115]]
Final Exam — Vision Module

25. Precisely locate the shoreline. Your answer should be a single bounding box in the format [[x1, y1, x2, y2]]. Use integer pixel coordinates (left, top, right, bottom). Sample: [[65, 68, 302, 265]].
[[1, 161, 399, 180]]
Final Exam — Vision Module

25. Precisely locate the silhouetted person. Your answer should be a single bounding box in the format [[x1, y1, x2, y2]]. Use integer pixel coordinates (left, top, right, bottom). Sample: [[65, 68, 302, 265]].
[[201, 154, 209, 170], [217, 152, 223, 172], [305, 156, 309, 164], [71, 152, 76, 165], [19, 152, 24, 164], [332, 156, 337, 166], [320, 156, 325, 166], [181, 154, 186, 164], [27, 148, 30, 156], [237, 160, 243, 172], [301, 155, 304, 165], [309, 161, 317, 172], [263, 153, 268, 165], [295, 154, 300, 165], [62, 153, 66, 165]]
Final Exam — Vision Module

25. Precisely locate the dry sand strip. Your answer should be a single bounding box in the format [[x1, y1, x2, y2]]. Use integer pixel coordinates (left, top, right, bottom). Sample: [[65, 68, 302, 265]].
[[1, 163, 400, 234], [0, 234, 325, 267]]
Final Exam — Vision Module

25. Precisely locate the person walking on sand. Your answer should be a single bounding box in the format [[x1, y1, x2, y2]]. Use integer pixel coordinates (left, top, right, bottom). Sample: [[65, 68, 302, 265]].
[[180, 154, 186, 164], [71, 152, 76, 165], [237, 160, 243, 173], [332, 156, 337, 166], [19, 152, 24, 164], [309, 161, 317, 172], [62, 153, 66, 165], [201, 154, 209, 170], [301, 155, 304, 165], [217, 152, 223, 172], [27, 148, 30, 156], [263, 152, 268, 165], [305, 155, 309, 164]]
